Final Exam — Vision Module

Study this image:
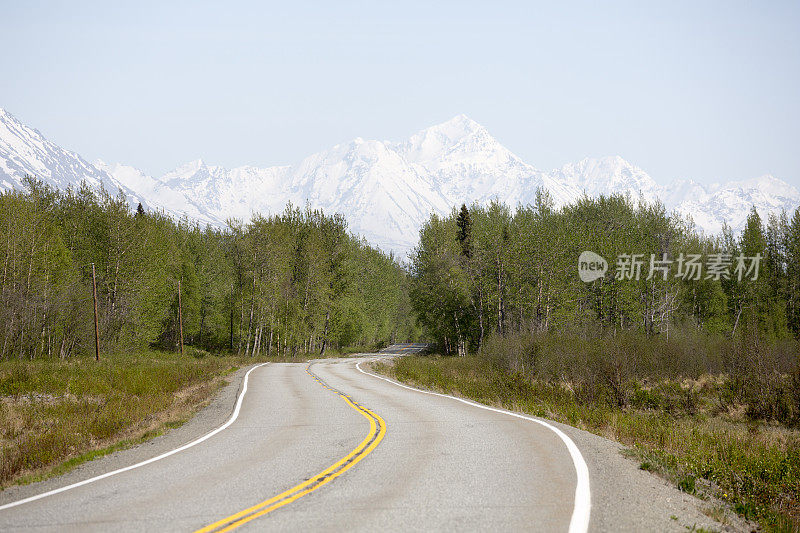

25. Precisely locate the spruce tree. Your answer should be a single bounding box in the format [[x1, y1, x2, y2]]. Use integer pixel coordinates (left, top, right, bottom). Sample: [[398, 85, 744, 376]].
[[787, 208, 800, 337], [456, 204, 472, 258]]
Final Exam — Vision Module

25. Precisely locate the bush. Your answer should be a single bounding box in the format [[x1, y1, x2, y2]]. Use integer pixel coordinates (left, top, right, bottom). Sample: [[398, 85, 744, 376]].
[[479, 329, 800, 423], [377, 345, 800, 530], [0, 349, 242, 486]]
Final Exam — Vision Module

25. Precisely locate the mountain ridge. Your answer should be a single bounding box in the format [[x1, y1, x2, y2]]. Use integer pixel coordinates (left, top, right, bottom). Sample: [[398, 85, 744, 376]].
[[0, 108, 148, 209], [1, 108, 798, 255]]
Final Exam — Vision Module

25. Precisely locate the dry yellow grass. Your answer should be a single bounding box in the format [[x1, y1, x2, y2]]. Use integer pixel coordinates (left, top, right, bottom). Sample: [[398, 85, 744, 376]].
[[0, 350, 252, 487]]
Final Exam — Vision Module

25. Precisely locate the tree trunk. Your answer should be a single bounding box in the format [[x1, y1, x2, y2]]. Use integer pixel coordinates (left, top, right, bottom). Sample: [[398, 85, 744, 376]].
[[732, 304, 744, 337], [229, 306, 234, 351], [478, 287, 485, 348], [320, 309, 330, 355]]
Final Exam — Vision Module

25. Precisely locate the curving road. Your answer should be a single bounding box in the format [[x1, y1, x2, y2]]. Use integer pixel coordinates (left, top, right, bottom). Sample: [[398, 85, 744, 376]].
[[1, 345, 724, 532], [0, 348, 588, 532]]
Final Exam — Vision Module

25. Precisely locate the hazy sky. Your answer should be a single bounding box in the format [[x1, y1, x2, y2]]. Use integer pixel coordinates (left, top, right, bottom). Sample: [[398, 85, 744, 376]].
[[2, 1, 798, 186]]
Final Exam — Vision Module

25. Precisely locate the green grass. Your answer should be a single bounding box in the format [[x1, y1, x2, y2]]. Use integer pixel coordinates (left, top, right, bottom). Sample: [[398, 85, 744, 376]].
[[12, 428, 166, 486], [372, 355, 800, 532], [0, 349, 272, 488], [0, 345, 367, 489]]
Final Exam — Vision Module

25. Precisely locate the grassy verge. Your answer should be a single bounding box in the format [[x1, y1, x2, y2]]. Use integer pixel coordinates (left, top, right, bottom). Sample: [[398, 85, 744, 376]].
[[372, 354, 800, 532], [0, 349, 275, 489]]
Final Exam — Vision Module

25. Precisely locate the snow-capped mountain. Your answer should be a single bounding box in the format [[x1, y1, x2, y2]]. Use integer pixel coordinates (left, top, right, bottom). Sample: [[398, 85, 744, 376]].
[[1, 108, 798, 255], [672, 175, 800, 235], [550, 156, 662, 205], [0, 108, 147, 209]]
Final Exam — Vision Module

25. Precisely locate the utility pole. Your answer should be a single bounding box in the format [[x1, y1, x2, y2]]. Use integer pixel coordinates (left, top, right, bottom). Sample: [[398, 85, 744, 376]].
[[178, 278, 184, 357], [91, 263, 100, 362]]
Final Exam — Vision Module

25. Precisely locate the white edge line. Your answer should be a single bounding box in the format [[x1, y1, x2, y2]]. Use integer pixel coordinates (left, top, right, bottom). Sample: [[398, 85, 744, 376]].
[[0, 362, 269, 512], [356, 360, 591, 533]]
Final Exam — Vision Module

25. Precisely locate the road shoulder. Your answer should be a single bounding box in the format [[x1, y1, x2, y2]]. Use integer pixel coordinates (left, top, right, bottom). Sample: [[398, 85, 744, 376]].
[[365, 357, 753, 532], [555, 419, 751, 532], [0, 364, 255, 506]]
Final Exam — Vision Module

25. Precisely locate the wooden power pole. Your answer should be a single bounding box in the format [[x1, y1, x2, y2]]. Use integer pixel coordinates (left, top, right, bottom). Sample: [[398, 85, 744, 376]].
[[91, 263, 100, 361], [178, 278, 184, 356]]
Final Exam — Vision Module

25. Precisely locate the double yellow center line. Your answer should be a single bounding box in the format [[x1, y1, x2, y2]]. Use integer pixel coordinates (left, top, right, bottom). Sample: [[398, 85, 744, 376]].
[[195, 363, 386, 532]]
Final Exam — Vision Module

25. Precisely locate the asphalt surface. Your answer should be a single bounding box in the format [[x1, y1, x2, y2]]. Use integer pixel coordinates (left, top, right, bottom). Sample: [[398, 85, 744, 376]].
[[0, 345, 741, 532], [378, 343, 433, 354]]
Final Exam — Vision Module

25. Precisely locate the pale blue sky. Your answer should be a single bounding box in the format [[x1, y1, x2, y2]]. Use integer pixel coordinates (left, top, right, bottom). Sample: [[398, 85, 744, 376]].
[[1, 1, 798, 186]]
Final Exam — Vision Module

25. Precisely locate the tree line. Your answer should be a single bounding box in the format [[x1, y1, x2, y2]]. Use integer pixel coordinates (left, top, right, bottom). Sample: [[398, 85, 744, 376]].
[[6, 175, 798, 361], [0, 177, 417, 359], [410, 191, 800, 354]]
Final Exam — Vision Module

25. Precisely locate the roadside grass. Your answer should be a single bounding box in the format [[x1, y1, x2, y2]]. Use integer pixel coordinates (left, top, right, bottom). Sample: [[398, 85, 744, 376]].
[[371, 353, 800, 532], [0, 344, 370, 490], [11, 428, 167, 487], [0, 349, 271, 489]]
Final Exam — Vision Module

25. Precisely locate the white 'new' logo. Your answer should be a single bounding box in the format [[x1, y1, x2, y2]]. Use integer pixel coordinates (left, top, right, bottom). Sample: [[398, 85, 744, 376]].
[[578, 251, 607, 282]]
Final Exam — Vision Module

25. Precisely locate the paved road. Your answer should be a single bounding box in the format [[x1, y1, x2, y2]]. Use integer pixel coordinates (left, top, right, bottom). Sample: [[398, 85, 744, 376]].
[[378, 342, 434, 354], [0, 349, 589, 532]]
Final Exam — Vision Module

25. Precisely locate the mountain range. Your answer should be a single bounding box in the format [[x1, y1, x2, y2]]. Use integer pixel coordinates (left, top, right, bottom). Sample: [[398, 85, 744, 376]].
[[1, 108, 798, 255]]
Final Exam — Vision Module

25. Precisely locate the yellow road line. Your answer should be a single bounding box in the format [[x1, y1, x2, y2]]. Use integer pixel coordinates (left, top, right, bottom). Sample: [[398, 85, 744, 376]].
[[195, 364, 386, 533]]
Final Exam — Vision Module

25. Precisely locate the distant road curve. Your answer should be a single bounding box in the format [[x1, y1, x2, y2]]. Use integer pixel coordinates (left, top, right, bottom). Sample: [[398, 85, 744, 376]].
[[378, 342, 434, 354]]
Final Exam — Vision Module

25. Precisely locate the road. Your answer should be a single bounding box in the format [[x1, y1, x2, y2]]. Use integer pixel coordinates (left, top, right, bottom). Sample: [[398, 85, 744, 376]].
[[0, 345, 728, 532], [378, 343, 433, 354]]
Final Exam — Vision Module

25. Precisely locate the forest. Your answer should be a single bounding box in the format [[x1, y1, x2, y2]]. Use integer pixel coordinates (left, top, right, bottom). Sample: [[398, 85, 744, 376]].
[[3, 178, 800, 528], [6, 176, 800, 362], [401, 192, 800, 529], [409, 190, 800, 355], [0, 177, 417, 360]]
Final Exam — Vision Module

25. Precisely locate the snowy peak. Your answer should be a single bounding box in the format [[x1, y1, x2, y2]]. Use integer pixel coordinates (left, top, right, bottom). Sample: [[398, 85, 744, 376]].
[[724, 174, 799, 199], [552, 156, 661, 202], [407, 114, 487, 151], [162, 159, 208, 184], [675, 175, 800, 235], [434, 113, 484, 135], [396, 114, 516, 170], [0, 108, 798, 254], [388, 115, 542, 214], [0, 108, 146, 208], [660, 178, 708, 207], [179, 158, 207, 172]]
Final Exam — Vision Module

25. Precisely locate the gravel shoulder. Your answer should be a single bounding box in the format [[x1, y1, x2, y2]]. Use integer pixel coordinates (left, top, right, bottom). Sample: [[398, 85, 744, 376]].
[[554, 419, 753, 532], [364, 353, 757, 532]]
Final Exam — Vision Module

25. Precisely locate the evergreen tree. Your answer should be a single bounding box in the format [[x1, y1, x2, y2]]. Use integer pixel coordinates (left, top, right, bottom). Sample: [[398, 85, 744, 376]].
[[786, 208, 800, 337], [456, 204, 472, 258]]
